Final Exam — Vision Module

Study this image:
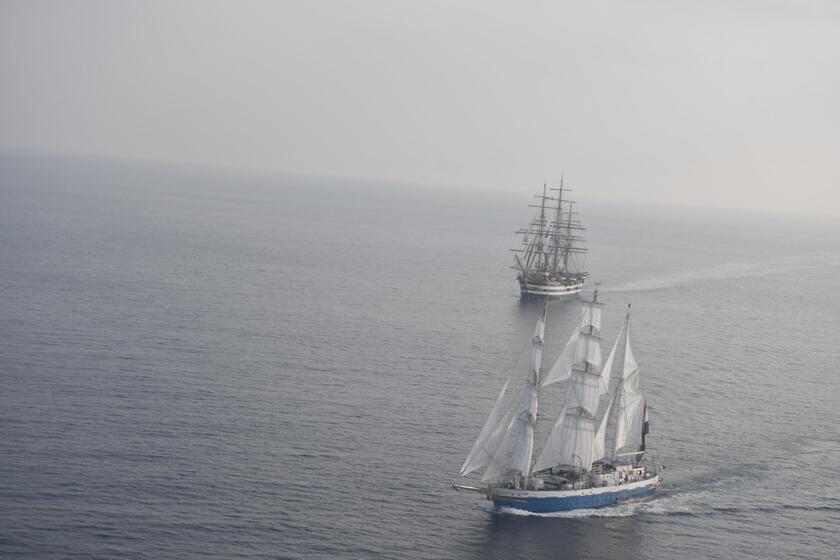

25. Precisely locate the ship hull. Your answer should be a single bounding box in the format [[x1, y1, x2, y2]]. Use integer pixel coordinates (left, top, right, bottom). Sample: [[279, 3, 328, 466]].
[[518, 278, 585, 299], [490, 475, 661, 513]]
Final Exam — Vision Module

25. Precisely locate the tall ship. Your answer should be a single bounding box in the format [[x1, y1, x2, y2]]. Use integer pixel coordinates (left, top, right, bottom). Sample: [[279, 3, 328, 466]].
[[454, 291, 661, 513], [512, 179, 589, 298]]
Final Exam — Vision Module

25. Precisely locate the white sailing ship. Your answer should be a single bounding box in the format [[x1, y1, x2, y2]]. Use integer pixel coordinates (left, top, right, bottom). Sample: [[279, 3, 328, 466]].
[[454, 291, 661, 513]]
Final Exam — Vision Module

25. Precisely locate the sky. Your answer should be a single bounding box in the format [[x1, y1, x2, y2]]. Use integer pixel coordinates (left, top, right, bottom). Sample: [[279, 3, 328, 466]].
[[1, 0, 838, 216]]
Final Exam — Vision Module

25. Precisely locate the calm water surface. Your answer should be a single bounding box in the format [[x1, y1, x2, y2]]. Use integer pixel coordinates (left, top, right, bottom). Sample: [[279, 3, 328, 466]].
[[1, 153, 839, 559]]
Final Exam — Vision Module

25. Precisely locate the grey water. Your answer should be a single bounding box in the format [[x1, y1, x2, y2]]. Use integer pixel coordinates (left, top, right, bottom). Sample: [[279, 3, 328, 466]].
[[1, 152, 838, 559]]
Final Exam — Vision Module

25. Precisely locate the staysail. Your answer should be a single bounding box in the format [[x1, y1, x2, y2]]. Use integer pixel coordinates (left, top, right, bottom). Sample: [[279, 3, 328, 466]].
[[541, 327, 578, 386], [459, 379, 510, 476]]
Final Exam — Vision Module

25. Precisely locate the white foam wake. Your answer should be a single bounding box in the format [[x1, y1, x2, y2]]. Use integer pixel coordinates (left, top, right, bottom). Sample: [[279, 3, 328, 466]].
[[601, 255, 838, 294]]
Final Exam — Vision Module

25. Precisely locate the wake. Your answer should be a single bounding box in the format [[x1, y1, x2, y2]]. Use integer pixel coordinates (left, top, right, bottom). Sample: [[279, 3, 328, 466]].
[[600, 255, 838, 294]]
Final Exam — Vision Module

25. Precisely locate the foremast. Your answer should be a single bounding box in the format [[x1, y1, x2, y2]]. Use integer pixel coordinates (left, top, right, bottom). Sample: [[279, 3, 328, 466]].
[[508, 305, 545, 485], [458, 304, 547, 487]]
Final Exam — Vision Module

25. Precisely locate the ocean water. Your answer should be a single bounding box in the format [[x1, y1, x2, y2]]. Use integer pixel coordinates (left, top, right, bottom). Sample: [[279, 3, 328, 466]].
[[1, 153, 839, 559]]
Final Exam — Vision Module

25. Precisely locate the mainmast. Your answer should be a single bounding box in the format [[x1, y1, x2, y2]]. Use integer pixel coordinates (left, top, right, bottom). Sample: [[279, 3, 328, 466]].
[[533, 289, 606, 473], [563, 200, 575, 272], [537, 182, 548, 271], [550, 177, 564, 274]]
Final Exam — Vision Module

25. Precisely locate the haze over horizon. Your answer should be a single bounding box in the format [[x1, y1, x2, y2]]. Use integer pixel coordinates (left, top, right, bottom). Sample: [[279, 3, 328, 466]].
[[2, 1, 838, 216]]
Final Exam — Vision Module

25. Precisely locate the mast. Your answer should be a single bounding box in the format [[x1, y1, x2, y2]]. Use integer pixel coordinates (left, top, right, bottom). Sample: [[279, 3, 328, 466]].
[[550, 177, 564, 274], [563, 200, 574, 273], [475, 302, 547, 485], [533, 289, 606, 473], [601, 304, 645, 463], [509, 302, 546, 485], [538, 182, 548, 271]]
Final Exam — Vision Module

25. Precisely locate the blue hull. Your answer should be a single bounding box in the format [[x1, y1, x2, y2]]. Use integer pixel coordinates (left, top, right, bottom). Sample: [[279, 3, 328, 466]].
[[492, 483, 658, 513]]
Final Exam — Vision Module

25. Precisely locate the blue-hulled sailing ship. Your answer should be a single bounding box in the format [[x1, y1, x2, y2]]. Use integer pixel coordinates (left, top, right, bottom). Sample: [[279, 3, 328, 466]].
[[454, 291, 661, 513]]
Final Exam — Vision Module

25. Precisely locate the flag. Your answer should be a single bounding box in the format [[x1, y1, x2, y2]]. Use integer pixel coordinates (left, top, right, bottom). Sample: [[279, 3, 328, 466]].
[[641, 400, 650, 451]]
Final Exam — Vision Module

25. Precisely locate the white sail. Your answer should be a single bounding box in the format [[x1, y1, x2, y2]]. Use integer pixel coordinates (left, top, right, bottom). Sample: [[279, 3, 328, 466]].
[[509, 383, 539, 476], [534, 362, 601, 472], [459, 379, 510, 476], [529, 313, 546, 384], [580, 303, 602, 333], [533, 409, 596, 471], [566, 368, 602, 416], [613, 389, 644, 454], [592, 395, 614, 463], [573, 333, 602, 370], [534, 301, 604, 472], [623, 321, 639, 382], [603, 309, 645, 461], [598, 323, 623, 394], [478, 310, 545, 481], [541, 327, 578, 387], [480, 412, 518, 481]]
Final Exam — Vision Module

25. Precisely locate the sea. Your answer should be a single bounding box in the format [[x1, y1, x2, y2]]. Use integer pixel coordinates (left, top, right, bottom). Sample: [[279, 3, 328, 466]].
[[1, 152, 838, 559]]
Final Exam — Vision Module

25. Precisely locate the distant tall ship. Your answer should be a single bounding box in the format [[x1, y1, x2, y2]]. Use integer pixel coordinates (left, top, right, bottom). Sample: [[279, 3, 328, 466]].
[[512, 179, 589, 298]]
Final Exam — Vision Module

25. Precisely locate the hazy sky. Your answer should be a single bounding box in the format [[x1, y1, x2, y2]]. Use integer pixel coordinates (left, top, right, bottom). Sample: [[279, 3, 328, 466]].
[[1, 1, 838, 215]]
